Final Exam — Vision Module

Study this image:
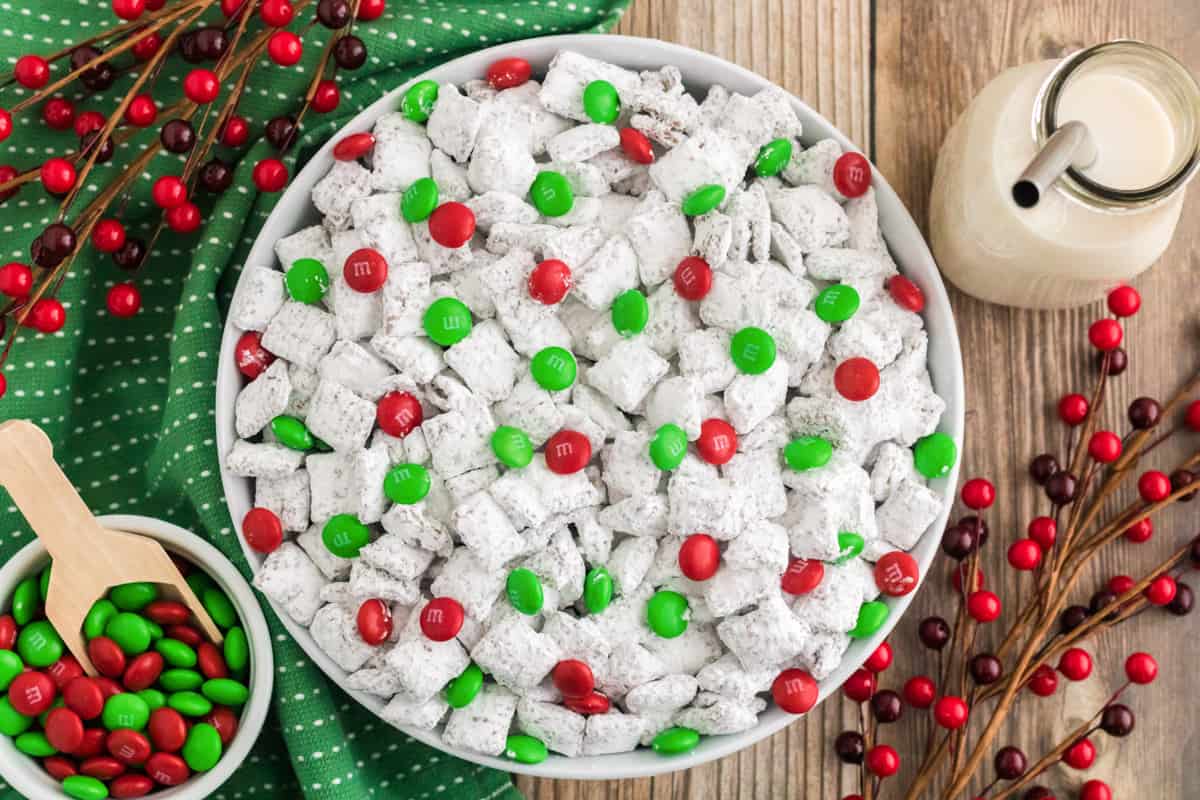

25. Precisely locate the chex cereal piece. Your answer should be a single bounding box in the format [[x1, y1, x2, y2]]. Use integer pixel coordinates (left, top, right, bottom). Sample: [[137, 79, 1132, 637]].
[[350, 562, 419, 606], [486, 222, 560, 256], [445, 465, 499, 504], [430, 548, 505, 620], [541, 610, 612, 668], [791, 563, 865, 633], [427, 83, 482, 163], [350, 192, 420, 266], [444, 319, 521, 403], [370, 113, 432, 192], [644, 623, 723, 675], [310, 603, 376, 673], [782, 137, 842, 194], [724, 449, 787, 520], [581, 712, 647, 756], [696, 653, 775, 705], [876, 478, 944, 550], [471, 616, 562, 692], [573, 383, 632, 438], [667, 470, 740, 540], [624, 674, 699, 715], [625, 197, 692, 286], [225, 440, 304, 479], [724, 518, 789, 574], [676, 328, 736, 394], [597, 641, 668, 701], [521, 526, 586, 604], [550, 160, 611, 198], [573, 234, 638, 310], [253, 542, 326, 626], [587, 148, 644, 188], [285, 364, 320, 418], [381, 259, 432, 335], [442, 684, 519, 756], [869, 441, 920, 502], [328, 272, 383, 342], [422, 409, 495, 477], [313, 160, 372, 229], [717, 592, 812, 670], [647, 127, 746, 205], [469, 124, 538, 198], [255, 468, 310, 533], [487, 470, 551, 531], [586, 338, 669, 413], [385, 635, 470, 704], [795, 629, 852, 681], [597, 494, 668, 537], [359, 534, 435, 582], [702, 566, 776, 617], [451, 491, 526, 572], [235, 359, 290, 439], [431, 149, 471, 202], [318, 341, 394, 402], [608, 535, 658, 596], [538, 50, 641, 123], [297, 525, 352, 581], [517, 700, 586, 758], [724, 358, 788, 433], [306, 451, 356, 523], [493, 374, 565, 447], [600, 430, 660, 501], [380, 694, 449, 732], [674, 693, 759, 735], [229, 266, 286, 332], [346, 666, 405, 698], [274, 224, 334, 272], [465, 191, 540, 233], [305, 380, 375, 453], [805, 247, 891, 281], [547, 123, 621, 163], [766, 185, 850, 252], [261, 302, 337, 371], [570, 506, 615, 566], [371, 332, 445, 384]]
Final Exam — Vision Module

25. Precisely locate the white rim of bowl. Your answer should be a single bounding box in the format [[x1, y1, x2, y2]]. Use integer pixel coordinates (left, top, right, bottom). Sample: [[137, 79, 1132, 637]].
[[0, 514, 273, 800], [215, 34, 965, 779]]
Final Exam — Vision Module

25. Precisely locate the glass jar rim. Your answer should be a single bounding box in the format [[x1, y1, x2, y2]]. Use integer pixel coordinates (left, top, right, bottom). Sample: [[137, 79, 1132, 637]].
[[1032, 39, 1200, 209]]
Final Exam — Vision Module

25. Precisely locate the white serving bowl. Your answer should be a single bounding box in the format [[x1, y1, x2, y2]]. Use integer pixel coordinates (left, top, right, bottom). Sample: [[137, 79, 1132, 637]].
[[0, 515, 274, 799], [216, 34, 964, 779]]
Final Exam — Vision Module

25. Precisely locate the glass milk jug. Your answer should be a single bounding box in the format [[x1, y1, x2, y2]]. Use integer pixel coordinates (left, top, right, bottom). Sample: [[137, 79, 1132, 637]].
[[929, 40, 1200, 309]]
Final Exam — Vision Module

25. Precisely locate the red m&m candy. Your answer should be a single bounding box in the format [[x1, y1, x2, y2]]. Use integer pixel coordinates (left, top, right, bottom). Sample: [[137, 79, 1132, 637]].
[[833, 152, 871, 198], [564, 691, 610, 715], [333, 132, 376, 161], [486, 57, 532, 89], [678, 533, 720, 581], [528, 259, 572, 304], [242, 507, 283, 554], [781, 558, 824, 595], [673, 256, 712, 301], [418, 597, 463, 642], [695, 418, 737, 465], [619, 127, 654, 164], [428, 202, 475, 248], [771, 668, 817, 714], [358, 598, 394, 645], [148, 707, 188, 752], [343, 247, 388, 293], [108, 728, 152, 766], [377, 391, 422, 438], [64, 677, 105, 720], [234, 331, 276, 380], [886, 275, 925, 312], [551, 659, 594, 699], [834, 357, 880, 401], [9, 671, 56, 715], [145, 752, 190, 785], [545, 430, 591, 474], [43, 707, 84, 753], [874, 551, 919, 596]]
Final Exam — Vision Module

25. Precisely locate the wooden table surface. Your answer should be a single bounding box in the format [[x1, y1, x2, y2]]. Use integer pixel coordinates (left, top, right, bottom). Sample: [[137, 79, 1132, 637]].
[[516, 1, 1200, 798]]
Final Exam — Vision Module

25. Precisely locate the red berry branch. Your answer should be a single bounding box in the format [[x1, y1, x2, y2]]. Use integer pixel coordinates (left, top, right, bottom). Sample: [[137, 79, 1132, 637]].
[[0, 0, 384, 400], [827, 285, 1200, 800]]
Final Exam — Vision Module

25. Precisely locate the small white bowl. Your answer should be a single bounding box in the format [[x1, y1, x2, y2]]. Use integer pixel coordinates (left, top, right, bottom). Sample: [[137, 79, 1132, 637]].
[[0, 514, 274, 800], [215, 34, 965, 779]]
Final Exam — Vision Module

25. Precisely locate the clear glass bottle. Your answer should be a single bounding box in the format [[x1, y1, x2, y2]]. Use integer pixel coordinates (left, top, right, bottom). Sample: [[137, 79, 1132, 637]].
[[929, 40, 1200, 309]]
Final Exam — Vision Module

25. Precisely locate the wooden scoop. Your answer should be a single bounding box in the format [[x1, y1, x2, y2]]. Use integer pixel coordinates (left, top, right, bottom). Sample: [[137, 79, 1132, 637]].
[[0, 420, 222, 675]]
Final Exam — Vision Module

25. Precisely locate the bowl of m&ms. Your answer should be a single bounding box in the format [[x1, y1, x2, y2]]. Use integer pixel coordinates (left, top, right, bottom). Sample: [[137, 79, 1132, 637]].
[[0, 515, 272, 799]]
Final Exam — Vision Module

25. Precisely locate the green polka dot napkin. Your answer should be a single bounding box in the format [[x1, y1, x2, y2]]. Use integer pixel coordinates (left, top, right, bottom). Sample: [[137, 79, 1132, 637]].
[[0, 1, 628, 798]]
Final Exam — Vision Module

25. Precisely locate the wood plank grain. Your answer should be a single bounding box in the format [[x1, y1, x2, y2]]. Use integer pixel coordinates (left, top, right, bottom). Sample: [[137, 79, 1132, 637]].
[[875, 1, 1200, 797], [518, 1, 871, 797]]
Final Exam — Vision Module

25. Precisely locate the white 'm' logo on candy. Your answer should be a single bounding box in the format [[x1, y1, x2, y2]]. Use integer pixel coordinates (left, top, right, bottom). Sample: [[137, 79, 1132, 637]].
[[553, 442, 574, 457], [426, 608, 444, 624], [782, 677, 804, 695], [444, 316, 463, 330], [845, 164, 866, 185], [742, 344, 759, 360], [881, 561, 914, 587], [118, 744, 135, 759], [679, 267, 696, 286], [711, 434, 730, 450], [547, 355, 565, 370], [348, 259, 372, 278], [24, 686, 43, 704]]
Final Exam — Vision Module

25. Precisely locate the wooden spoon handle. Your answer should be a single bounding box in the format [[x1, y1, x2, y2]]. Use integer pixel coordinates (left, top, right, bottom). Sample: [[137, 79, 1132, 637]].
[[0, 420, 108, 565]]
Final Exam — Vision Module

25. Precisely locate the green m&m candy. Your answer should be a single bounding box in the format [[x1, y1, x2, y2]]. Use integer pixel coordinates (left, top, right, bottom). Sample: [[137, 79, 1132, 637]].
[[814, 284, 861, 323], [423, 297, 473, 346], [168, 690, 213, 717], [491, 426, 533, 468], [402, 79, 439, 122], [529, 170, 574, 217], [833, 532, 865, 565], [185, 571, 216, 602], [84, 599, 117, 640], [611, 289, 648, 337], [730, 326, 776, 374], [105, 613, 152, 655], [383, 463, 431, 505], [224, 627, 249, 673], [445, 663, 483, 708], [649, 424, 688, 471], [271, 415, 313, 451], [506, 568, 543, 615], [914, 432, 957, 479], [137, 689, 166, 710], [322, 514, 371, 558], [582, 79, 619, 123], [62, 775, 108, 800], [11, 577, 39, 625], [111, 581, 157, 611], [754, 137, 794, 177], [183, 722, 223, 772], [15, 731, 55, 757], [202, 588, 237, 630], [505, 734, 548, 764], [160, 669, 204, 692], [646, 590, 689, 639], [202, 678, 249, 706], [0, 650, 22, 691], [38, 564, 50, 601], [682, 184, 726, 216], [156, 638, 197, 668], [848, 600, 889, 639], [401, 177, 439, 222], [652, 726, 700, 755], [0, 697, 31, 737], [102, 692, 151, 730], [783, 436, 833, 471], [18, 620, 63, 667], [285, 258, 330, 305], [530, 346, 576, 391], [583, 567, 613, 614]]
